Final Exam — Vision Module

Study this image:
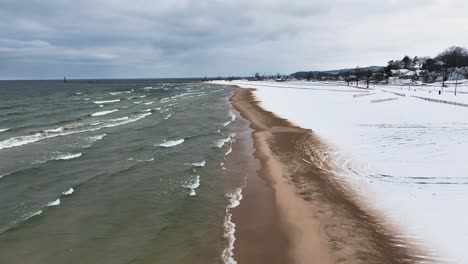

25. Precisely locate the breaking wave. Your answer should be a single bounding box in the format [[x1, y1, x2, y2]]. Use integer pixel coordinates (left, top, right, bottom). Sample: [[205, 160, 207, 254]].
[[91, 109, 118, 117], [183, 175, 200, 196], [0, 128, 10, 133], [93, 99, 120, 104], [62, 188, 74, 196], [53, 153, 82, 160], [159, 138, 184, 148], [47, 198, 60, 207], [0, 112, 151, 150], [192, 160, 206, 167], [43, 127, 64, 133]]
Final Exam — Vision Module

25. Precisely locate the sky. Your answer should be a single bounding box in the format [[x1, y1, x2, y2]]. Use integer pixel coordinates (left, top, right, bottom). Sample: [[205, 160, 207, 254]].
[[1, 0, 468, 79]]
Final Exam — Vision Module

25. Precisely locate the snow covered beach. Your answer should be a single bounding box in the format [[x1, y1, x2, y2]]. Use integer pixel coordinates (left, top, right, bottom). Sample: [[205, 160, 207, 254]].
[[214, 80, 468, 263]]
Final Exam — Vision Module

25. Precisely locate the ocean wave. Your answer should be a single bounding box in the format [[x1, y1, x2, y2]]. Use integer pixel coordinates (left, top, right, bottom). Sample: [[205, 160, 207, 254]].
[[88, 133, 106, 142], [183, 175, 200, 196], [43, 127, 64, 133], [222, 210, 237, 264], [142, 86, 153, 90], [91, 109, 118, 117], [229, 110, 236, 122], [47, 198, 60, 207], [144, 101, 154, 105], [192, 160, 206, 167], [0, 128, 10, 133], [53, 153, 82, 160], [142, 109, 153, 112], [138, 95, 147, 98], [81, 133, 107, 148], [225, 145, 233, 156], [222, 121, 231, 127], [109, 92, 122, 95], [0, 133, 47, 150], [226, 188, 243, 209], [62, 188, 74, 196], [133, 101, 142, 104], [98, 105, 104, 108], [222, 181, 246, 264], [164, 113, 172, 120], [215, 137, 231, 148], [103, 113, 151, 128], [0, 113, 151, 150], [75, 92, 83, 95], [159, 138, 184, 148], [0, 209, 44, 234], [93, 99, 120, 104]]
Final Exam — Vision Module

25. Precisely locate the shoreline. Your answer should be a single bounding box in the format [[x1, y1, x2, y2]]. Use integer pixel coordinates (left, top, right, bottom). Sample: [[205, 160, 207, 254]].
[[229, 87, 429, 264], [224, 97, 290, 264]]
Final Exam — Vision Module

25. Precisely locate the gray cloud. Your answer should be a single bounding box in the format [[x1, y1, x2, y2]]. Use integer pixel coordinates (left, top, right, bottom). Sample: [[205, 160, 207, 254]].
[[1, 0, 467, 79]]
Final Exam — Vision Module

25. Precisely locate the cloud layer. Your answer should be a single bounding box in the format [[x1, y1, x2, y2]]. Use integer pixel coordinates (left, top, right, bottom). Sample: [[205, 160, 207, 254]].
[[1, 0, 468, 79]]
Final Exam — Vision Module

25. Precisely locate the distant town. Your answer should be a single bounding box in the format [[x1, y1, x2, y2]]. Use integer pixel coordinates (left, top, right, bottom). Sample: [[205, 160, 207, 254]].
[[236, 46, 468, 89]]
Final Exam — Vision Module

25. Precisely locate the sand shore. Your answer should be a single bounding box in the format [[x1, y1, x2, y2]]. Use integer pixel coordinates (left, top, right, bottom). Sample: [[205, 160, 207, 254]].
[[229, 87, 429, 264]]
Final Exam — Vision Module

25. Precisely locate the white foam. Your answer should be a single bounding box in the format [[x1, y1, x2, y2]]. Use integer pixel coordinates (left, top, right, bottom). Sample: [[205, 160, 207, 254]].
[[0, 133, 46, 150], [225, 146, 233, 156], [103, 113, 151, 128], [222, 210, 237, 264], [47, 198, 60, 207], [138, 95, 147, 98], [93, 99, 120, 104], [192, 160, 206, 167], [109, 92, 122, 95], [159, 138, 184, 148], [215, 137, 231, 148], [221, 172, 247, 264], [144, 101, 154, 105], [88, 134, 106, 142], [229, 110, 236, 122], [91, 109, 118, 116], [222, 121, 232, 127], [133, 101, 142, 104], [0, 113, 150, 150], [142, 86, 153, 90], [62, 188, 74, 196], [54, 153, 82, 160], [164, 113, 172, 120], [44, 127, 64, 133], [98, 105, 104, 108], [75, 92, 83, 95], [0, 128, 10, 133], [183, 175, 200, 196], [226, 188, 243, 209], [142, 109, 153, 112]]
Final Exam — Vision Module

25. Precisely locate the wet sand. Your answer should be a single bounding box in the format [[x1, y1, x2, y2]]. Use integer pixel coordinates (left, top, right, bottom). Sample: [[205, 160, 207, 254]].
[[229, 88, 429, 264]]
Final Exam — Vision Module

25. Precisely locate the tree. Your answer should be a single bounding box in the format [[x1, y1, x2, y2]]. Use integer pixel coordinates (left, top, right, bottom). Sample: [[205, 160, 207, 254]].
[[413, 56, 421, 69], [435, 46, 468, 90], [364, 70, 373, 88], [402, 55, 413, 69], [254, 72, 261, 80], [355, 67, 361, 86]]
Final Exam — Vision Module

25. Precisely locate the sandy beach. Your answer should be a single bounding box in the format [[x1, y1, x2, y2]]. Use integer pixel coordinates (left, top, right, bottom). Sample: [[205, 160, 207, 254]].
[[229, 87, 429, 264]]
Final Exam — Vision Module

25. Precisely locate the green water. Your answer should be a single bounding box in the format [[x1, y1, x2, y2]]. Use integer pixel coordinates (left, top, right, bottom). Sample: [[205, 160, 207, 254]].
[[0, 80, 242, 263]]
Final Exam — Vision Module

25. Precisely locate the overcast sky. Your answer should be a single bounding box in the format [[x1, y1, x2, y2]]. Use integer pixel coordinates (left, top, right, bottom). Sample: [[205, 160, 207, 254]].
[[1, 0, 468, 79]]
